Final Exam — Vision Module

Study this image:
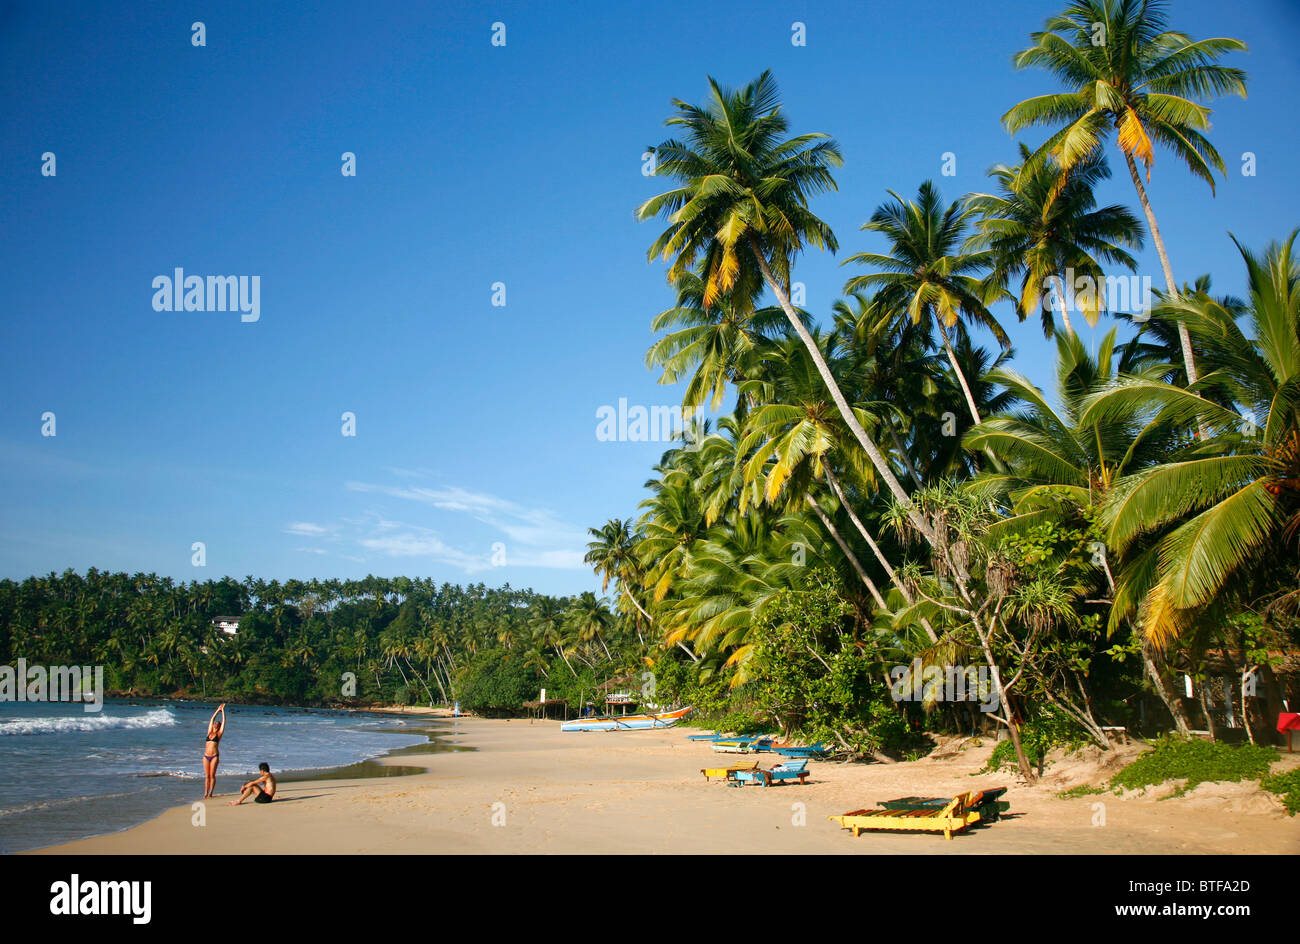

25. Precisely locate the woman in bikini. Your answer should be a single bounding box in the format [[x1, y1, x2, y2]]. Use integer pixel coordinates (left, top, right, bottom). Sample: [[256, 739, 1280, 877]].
[[202, 703, 226, 798]]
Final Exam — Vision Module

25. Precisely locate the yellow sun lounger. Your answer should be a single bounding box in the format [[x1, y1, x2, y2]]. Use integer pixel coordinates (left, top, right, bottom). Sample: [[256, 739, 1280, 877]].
[[828, 792, 980, 840], [701, 760, 760, 781]]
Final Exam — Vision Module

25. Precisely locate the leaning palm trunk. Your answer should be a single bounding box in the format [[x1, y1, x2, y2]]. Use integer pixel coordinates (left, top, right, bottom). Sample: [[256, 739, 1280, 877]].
[[748, 236, 935, 543], [969, 611, 1035, 781], [1143, 643, 1193, 737], [674, 640, 702, 663], [806, 492, 887, 609], [621, 584, 655, 625], [936, 322, 1004, 474], [403, 657, 436, 705], [823, 466, 939, 643], [886, 419, 925, 490], [555, 646, 579, 678], [620, 586, 699, 663], [938, 322, 983, 426], [429, 663, 449, 704]]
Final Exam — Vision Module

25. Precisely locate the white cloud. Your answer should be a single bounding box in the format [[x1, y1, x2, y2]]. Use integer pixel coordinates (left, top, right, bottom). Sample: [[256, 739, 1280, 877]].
[[345, 482, 587, 547], [321, 480, 589, 573], [284, 522, 335, 537]]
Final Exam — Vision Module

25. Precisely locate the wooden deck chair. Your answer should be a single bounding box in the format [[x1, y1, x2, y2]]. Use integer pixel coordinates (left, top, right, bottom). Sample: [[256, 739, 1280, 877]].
[[828, 792, 978, 840], [877, 787, 1008, 823]]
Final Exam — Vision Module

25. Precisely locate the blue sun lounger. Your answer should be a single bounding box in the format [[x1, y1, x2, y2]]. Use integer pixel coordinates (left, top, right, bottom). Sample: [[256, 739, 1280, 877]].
[[728, 758, 810, 787], [771, 742, 830, 759]]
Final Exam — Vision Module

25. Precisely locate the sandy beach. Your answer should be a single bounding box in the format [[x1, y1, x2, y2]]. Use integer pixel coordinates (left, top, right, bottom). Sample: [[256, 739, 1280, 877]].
[[32, 719, 1300, 855]]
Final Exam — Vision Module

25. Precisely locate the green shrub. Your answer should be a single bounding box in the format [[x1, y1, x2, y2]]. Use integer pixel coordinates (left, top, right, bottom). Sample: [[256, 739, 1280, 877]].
[[1058, 783, 1105, 799], [984, 706, 1088, 773], [453, 648, 542, 716], [1110, 736, 1278, 796], [1262, 767, 1300, 815]]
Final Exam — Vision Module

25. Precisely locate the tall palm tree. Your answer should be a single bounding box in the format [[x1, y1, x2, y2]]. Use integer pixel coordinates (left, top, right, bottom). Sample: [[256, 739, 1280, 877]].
[[584, 519, 654, 628], [966, 144, 1144, 337], [843, 181, 1007, 428], [637, 71, 934, 541], [1082, 232, 1300, 649], [1003, 0, 1248, 382], [638, 454, 709, 603]]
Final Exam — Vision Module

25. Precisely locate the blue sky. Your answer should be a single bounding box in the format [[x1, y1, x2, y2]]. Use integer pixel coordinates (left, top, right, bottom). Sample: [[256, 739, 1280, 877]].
[[1, 0, 1296, 597]]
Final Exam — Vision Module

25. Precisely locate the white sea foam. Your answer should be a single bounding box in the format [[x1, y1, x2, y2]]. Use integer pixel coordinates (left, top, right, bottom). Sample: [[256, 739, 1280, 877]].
[[0, 708, 178, 736]]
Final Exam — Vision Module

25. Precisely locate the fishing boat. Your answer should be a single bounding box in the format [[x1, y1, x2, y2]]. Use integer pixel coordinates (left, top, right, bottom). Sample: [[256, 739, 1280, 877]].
[[561, 706, 692, 732]]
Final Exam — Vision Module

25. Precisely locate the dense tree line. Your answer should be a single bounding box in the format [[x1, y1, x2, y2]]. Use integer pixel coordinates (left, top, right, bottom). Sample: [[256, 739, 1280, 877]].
[[0, 571, 638, 711]]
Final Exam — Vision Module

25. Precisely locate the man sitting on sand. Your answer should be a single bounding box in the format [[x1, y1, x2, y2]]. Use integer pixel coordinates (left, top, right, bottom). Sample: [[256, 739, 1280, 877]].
[[229, 762, 276, 806]]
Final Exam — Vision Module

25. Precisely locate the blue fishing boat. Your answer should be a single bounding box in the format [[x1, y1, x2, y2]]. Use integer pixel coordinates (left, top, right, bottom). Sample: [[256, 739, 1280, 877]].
[[561, 706, 692, 732]]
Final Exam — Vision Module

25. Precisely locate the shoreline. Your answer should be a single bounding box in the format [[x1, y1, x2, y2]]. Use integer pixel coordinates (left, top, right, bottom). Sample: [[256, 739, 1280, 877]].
[[0, 700, 458, 855], [99, 693, 466, 717], [29, 718, 1299, 855]]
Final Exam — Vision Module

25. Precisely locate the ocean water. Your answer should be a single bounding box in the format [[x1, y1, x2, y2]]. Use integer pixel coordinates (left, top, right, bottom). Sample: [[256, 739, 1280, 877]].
[[0, 699, 456, 854]]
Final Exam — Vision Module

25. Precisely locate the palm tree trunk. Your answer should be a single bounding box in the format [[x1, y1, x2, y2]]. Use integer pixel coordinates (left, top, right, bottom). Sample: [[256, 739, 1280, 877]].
[[1050, 274, 1075, 337], [429, 664, 449, 704], [886, 419, 925, 489], [1143, 644, 1192, 737], [822, 466, 939, 643], [971, 612, 1035, 781], [805, 493, 887, 609], [555, 645, 579, 678], [1121, 150, 1199, 386], [937, 322, 1006, 473], [617, 577, 700, 663], [621, 585, 654, 625], [938, 322, 982, 426], [748, 235, 936, 544]]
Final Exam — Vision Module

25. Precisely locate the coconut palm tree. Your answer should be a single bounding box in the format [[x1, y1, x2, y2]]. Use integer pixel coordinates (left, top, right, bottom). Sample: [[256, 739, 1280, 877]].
[[584, 519, 655, 631], [843, 181, 1007, 428], [1003, 0, 1248, 382], [637, 71, 933, 541], [638, 453, 709, 604], [1082, 232, 1300, 649], [966, 144, 1144, 337]]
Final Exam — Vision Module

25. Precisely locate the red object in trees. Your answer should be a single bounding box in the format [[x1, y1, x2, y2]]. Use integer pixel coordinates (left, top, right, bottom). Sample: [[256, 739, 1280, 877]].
[[1279, 713, 1300, 752]]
